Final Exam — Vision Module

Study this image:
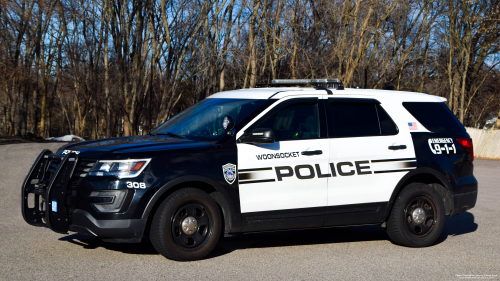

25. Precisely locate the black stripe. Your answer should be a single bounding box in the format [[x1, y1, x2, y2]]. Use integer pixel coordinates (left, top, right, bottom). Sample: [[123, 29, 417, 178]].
[[246, 206, 381, 221], [239, 167, 272, 172], [239, 179, 276, 184], [327, 207, 379, 214], [268, 90, 287, 99], [247, 211, 327, 221], [374, 168, 415, 174], [371, 158, 416, 163], [405, 161, 418, 168]]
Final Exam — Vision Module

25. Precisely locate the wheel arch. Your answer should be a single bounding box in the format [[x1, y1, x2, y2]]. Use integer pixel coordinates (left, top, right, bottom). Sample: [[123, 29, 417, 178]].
[[142, 175, 237, 236], [384, 168, 454, 220]]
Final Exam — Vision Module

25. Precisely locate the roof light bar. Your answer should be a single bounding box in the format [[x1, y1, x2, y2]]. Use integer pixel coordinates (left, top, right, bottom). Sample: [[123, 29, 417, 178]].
[[271, 78, 340, 84], [255, 78, 344, 90]]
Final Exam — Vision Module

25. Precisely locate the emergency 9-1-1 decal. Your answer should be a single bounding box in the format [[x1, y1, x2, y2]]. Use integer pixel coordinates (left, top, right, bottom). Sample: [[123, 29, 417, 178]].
[[222, 163, 237, 184], [428, 138, 456, 154]]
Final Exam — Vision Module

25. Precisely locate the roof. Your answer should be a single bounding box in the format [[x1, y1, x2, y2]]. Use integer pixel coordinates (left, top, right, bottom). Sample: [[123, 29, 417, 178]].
[[208, 87, 447, 103]]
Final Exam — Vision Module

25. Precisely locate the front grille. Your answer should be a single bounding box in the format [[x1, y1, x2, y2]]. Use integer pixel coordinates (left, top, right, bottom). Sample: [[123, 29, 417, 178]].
[[73, 159, 96, 178], [39, 158, 95, 187]]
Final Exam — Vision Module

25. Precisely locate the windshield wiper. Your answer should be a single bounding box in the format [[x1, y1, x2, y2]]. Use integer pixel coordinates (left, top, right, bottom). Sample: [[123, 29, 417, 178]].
[[154, 132, 187, 139]]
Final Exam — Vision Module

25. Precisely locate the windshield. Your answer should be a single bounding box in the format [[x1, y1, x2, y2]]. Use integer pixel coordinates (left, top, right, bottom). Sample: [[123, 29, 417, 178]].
[[151, 98, 267, 142]]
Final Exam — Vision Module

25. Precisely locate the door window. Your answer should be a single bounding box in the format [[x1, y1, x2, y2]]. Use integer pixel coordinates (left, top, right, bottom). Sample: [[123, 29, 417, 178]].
[[257, 103, 320, 141]]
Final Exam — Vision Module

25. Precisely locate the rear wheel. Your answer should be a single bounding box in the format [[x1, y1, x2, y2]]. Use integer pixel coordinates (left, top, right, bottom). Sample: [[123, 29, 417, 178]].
[[387, 183, 445, 247], [150, 188, 221, 261]]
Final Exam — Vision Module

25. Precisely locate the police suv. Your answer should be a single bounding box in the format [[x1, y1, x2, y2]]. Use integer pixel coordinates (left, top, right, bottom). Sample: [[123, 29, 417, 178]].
[[22, 79, 477, 261]]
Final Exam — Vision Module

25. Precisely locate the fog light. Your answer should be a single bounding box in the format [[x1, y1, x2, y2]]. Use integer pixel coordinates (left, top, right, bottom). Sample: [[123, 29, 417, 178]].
[[89, 190, 128, 213]]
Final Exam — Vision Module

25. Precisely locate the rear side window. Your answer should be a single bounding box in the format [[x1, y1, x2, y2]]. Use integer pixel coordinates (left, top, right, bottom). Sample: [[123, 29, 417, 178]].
[[403, 102, 466, 133], [328, 102, 399, 138]]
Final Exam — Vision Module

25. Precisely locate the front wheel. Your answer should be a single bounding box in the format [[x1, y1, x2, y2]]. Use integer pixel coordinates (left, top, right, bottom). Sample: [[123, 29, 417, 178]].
[[150, 188, 222, 261], [386, 183, 445, 247]]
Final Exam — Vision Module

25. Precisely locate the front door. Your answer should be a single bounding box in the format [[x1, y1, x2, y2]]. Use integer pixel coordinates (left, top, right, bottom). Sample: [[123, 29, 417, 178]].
[[237, 98, 330, 231]]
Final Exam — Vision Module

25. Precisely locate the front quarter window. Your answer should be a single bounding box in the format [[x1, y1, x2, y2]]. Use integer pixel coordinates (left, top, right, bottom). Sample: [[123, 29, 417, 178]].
[[151, 98, 266, 142]]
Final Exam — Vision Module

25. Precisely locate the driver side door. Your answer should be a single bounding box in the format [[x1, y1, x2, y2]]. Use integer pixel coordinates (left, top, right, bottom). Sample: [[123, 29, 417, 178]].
[[236, 98, 330, 232]]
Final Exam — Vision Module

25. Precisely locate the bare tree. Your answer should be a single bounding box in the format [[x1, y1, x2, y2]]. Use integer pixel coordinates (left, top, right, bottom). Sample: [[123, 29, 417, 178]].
[[1, 0, 500, 139]]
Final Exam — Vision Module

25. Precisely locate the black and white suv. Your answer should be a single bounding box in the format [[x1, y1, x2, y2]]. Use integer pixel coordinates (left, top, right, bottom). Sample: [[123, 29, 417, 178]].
[[22, 79, 477, 261]]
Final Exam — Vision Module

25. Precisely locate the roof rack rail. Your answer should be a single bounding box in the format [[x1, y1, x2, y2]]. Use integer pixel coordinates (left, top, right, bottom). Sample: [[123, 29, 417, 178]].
[[255, 78, 344, 90]]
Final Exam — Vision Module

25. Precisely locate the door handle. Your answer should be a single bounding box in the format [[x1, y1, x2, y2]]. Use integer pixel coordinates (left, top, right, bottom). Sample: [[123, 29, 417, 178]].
[[388, 145, 407, 150], [301, 150, 323, 156]]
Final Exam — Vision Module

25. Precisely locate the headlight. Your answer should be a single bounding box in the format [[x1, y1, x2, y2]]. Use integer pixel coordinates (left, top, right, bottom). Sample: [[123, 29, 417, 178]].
[[88, 159, 151, 178]]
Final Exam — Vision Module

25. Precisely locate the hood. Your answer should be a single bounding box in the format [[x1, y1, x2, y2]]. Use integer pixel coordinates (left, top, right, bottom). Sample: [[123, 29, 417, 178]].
[[58, 135, 213, 159]]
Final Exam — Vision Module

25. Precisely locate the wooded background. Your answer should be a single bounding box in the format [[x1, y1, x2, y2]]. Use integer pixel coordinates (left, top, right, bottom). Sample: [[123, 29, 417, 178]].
[[1, 0, 500, 139]]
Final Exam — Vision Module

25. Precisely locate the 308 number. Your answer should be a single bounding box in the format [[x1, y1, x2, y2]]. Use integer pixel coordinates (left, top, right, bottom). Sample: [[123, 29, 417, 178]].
[[126, 182, 146, 189]]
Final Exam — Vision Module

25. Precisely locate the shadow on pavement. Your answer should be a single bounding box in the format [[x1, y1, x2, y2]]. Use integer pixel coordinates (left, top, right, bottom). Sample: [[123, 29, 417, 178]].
[[208, 225, 389, 259], [59, 225, 389, 259], [210, 211, 478, 258], [59, 234, 158, 255], [435, 211, 478, 244], [58, 211, 477, 259]]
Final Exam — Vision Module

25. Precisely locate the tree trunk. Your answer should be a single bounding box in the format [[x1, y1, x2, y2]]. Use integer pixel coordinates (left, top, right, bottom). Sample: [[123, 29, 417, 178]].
[[291, 9, 298, 79], [495, 107, 500, 129], [39, 75, 48, 138], [104, 24, 111, 138], [248, 0, 261, 88], [32, 80, 39, 135], [220, 0, 236, 91], [419, 36, 430, 93], [459, 50, 470, 123], [20, 82, 28, 136]]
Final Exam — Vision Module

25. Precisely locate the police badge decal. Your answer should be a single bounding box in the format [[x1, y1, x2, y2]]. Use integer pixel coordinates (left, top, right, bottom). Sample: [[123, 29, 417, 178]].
[[222, 163, 237, 184]]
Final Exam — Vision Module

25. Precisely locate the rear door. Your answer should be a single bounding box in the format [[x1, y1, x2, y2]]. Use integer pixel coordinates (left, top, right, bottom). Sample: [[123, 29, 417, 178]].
[[236, 97, 330, 231], [324, 98, 416, 225]]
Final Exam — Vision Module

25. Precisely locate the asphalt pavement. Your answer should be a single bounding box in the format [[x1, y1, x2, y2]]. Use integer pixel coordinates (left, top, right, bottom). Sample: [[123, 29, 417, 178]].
[[0, 142, 498, 280]]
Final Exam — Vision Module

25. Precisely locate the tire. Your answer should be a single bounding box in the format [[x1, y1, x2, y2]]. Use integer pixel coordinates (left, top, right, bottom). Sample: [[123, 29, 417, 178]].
[[150, 188, 222, 261], [386, 182, 445, 247]]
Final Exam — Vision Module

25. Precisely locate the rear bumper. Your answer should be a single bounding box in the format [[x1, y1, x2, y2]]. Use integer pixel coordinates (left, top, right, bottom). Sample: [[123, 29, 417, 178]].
[[451, 178, 478, 216], [451, 191, 477, 216], [69, 209, 146, 239]]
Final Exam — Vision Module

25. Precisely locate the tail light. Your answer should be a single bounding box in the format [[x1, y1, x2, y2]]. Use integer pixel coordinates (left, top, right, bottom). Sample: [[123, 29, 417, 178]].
[[456, 138, 474, 162]]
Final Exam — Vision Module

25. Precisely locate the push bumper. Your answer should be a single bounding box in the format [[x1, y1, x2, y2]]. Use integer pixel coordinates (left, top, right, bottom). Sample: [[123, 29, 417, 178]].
[[69, 209, 146, 239], [21, 150, 84, 233], [22, 150, 144, 240]]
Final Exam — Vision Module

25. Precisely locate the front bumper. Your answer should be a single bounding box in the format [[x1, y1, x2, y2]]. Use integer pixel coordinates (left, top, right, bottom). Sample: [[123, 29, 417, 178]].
[[69, 209, 146, 238]]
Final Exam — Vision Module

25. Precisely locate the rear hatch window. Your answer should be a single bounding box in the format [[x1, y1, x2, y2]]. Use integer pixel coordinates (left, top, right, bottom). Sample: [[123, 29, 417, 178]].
[[403, 102, 466, 133]]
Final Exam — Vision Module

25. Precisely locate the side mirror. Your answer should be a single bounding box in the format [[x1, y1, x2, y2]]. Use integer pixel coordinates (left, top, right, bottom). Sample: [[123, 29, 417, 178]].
[[239, 128, 275, 144], [222, 115, 235, 132]]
